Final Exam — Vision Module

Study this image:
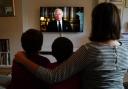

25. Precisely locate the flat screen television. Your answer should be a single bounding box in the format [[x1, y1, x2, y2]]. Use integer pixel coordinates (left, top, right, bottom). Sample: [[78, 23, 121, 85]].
[[40, 7, 84, 32]]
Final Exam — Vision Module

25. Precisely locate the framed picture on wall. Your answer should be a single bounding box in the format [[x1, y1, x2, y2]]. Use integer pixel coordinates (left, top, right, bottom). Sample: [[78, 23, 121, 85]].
[[125, 0, 128, 7], [109, 0, 123, 1], [108, 0, 124, 4], [117, 5, 124, 18], [98, 0, 107, 3], [0, 0, 15, 17]]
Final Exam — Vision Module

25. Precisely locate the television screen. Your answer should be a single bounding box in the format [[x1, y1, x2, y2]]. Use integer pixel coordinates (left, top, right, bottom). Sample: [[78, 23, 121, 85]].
[[40, 7, 84, 32]]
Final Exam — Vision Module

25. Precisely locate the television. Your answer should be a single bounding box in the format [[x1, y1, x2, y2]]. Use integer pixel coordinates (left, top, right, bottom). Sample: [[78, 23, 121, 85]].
[[40, 7, 84, 32]]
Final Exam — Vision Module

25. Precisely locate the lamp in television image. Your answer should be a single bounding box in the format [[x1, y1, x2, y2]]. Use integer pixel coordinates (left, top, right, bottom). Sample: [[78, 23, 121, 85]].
[[40, 7, 84, 32]]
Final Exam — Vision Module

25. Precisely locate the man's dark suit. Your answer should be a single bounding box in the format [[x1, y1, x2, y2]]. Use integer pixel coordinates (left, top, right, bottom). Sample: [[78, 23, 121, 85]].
[[47, 20, 72, 32]]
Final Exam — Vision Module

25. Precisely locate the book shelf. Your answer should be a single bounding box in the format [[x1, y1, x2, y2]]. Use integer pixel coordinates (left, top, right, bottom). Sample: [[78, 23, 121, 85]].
[[0, 39, 11, 67]]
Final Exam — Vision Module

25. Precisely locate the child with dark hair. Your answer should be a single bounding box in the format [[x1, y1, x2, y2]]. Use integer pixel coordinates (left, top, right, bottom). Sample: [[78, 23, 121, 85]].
[[48, 37, 80, 89], [52, 37, 73, 62], [7, 29, 50, 89]]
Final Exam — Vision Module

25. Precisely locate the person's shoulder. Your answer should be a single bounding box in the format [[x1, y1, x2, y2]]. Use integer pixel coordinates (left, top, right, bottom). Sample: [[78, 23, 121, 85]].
[[48, 20, 56, 26], [35, 54, 51, 67], [118, 42, 128, 52], [82, 42, 94, 48], [49, 20, 56, 23], [82, 42, 100, 50], [63, 20, 70, 23]]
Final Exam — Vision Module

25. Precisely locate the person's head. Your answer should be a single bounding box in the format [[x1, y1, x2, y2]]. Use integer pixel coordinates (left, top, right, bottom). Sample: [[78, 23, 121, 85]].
[[52, 37, 73, 63], [89, 2, 121, 42], [21, 29, 43, 55], [54, 8, 63, 21]]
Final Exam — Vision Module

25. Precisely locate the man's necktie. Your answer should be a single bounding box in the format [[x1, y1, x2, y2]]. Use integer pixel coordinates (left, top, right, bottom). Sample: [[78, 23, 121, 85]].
[[58, 21, 61, 31]]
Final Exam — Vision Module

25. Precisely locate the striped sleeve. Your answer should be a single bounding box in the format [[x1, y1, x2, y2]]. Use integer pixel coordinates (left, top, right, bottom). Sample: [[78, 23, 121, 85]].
[[34, 45, 91, 84]]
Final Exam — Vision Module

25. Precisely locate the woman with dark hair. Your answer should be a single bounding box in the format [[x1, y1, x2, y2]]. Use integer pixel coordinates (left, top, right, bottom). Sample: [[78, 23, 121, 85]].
[[15, 3, 128, 89]]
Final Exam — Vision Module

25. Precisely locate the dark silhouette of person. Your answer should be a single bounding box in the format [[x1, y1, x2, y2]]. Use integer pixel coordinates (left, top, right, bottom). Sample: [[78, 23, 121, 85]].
[[7, 29, 50, 89], [48, 37, 80, 89]]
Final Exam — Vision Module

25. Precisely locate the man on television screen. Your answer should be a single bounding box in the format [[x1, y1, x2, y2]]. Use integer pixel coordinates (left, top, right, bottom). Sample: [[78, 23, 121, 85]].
[[46, 8, 72, 32]]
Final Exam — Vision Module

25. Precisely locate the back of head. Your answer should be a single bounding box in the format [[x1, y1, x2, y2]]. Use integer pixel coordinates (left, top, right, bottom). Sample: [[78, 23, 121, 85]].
[[90, 2, 121, 42], [52, 37, 73, 63], [21, 29, 43, 55]]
